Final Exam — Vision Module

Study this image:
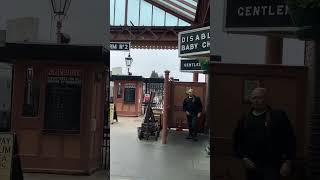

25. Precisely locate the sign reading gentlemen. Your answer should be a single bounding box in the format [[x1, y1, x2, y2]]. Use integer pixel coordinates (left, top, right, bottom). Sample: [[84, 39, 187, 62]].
[[180, 59, 202, 72], [178, 26, 210, 57], [225, 0, 295, 31]]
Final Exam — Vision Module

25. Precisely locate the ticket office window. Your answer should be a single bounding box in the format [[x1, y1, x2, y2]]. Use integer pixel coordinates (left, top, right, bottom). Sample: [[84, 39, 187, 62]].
[[44, 74, 82, 134], [124, 83, 136, 104]]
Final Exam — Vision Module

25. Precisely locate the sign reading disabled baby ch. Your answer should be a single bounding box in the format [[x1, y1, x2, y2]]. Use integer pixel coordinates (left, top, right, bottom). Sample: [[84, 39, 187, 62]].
[[0, 133, 13, 180], [178, 26, 210, 57]]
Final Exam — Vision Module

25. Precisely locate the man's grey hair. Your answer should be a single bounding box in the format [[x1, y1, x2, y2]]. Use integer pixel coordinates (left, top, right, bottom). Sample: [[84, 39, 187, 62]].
[[251, 87, 267, 96], [186, 88, 193, 94]]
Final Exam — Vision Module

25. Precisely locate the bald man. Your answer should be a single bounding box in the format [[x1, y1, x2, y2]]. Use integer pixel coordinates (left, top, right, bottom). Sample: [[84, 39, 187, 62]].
[[183, 88, 203, 141], [233, 88, 296, 180]]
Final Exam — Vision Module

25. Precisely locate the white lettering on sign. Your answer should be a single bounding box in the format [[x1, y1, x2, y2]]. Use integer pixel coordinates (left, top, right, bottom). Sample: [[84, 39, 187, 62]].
[[238, 5, 289, 17], [125, 83, 136, 88], [110, 44, 117, 49], [246, 6, 252, 16], [48, 69, 81, 76], [238, 7, 244, 16], [181, 43, 199, 51], [202, 41, 210, 49], [0, 134, 13, 180], [184, 63, 201, 68], [181, 32, 210, 43]]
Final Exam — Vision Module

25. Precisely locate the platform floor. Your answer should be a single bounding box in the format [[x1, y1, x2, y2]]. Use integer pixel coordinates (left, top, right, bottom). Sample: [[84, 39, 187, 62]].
[[24, 116, 210, 180], [110, 116, 210, 180]]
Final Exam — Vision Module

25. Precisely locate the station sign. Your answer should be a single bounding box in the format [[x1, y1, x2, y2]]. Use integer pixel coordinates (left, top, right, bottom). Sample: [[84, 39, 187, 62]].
[[110, 42, 130, 51], [178, 26, 210, 57], [180, 56, 222, 72], [224, 0, 296, 32], [180, 59, 203, 72]]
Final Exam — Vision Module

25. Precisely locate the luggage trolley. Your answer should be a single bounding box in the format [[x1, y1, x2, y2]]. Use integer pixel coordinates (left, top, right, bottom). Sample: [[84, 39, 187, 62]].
[[137, 92, 160, 140]]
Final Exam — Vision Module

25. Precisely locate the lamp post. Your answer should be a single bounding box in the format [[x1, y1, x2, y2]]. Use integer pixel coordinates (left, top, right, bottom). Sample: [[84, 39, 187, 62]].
[[125, 53, 133, 75], [50, 0, 71, 44]]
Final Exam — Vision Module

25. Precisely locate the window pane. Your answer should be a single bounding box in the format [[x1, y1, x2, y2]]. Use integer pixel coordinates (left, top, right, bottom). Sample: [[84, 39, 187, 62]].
[[110, 0, 115, 25], [178, 19, 190, 26], [165, 13, 178, 26], [140, 0, 152, 26], [124, 88, 136, 103], [153, 6, 165, 26], [127, 0, 140, 26], [115, 0, 126, 26]]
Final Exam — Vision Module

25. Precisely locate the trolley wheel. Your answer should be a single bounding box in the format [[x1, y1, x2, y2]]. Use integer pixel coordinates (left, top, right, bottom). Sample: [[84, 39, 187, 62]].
[[138, 127, 143, 140]]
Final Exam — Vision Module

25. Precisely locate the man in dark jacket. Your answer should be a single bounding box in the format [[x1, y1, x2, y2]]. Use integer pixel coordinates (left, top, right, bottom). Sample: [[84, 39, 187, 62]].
[[183, 88, 203, 141], [233, 88, 296, 180]]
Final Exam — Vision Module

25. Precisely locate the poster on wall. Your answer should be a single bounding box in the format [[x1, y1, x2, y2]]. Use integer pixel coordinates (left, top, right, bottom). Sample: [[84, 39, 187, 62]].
[[224, 0, 296, 32], [0, 133, 13, 180], [109, 103, 114, 122]]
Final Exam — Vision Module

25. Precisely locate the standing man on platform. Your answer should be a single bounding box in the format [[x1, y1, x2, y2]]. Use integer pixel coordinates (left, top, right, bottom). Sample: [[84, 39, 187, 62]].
[[183, 88, 203, 141], [232, 88, 296, 180]]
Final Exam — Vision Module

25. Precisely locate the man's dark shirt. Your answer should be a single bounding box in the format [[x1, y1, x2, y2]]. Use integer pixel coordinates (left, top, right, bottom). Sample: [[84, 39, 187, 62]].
[[233, 109, 296, 166], [183, 95, 203, 115]]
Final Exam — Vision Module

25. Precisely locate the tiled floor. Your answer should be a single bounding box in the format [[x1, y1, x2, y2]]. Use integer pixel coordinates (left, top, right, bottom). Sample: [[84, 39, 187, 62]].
[[110, 117, 210, 180], [24, 116, 210, 180]]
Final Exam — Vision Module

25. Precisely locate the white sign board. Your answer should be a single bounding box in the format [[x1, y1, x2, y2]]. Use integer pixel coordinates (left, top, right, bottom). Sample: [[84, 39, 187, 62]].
[[0, 133, 14, 180]]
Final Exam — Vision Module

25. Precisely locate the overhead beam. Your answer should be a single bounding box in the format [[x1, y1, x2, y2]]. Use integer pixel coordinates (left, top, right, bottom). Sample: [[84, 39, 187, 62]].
[[110, 26, 192, 49], [194, 0, 209, 26]]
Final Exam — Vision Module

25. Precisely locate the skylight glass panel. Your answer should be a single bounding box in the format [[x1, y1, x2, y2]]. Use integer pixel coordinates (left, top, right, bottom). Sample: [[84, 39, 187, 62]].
[[114, 0, 126, 25], [127, 0, 140, 26], [165, 13, 178, 26], [110, 0, 115, 25], [140, 0, 152, 26], [153, 6, 165, 26]]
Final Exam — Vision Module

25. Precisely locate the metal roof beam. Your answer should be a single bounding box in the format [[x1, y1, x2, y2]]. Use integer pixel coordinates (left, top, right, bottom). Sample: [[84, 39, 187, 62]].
[[194, 0, 209, 26]]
